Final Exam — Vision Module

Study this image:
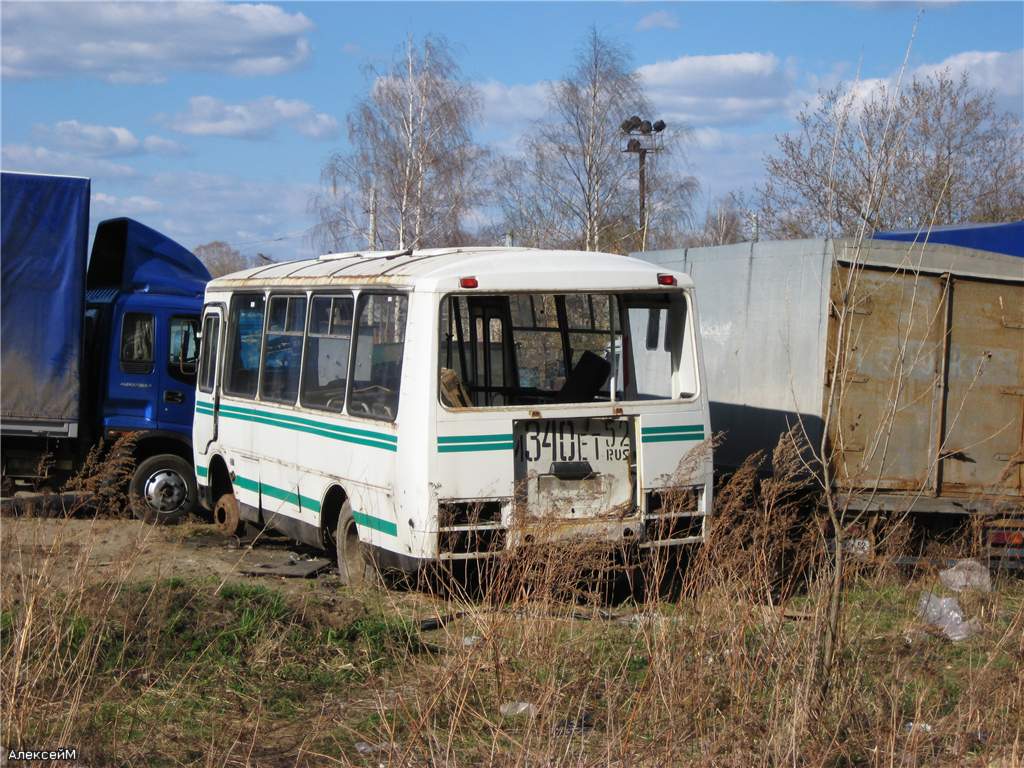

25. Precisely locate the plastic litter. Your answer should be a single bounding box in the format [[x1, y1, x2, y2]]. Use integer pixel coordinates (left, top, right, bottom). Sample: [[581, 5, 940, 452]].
[[918, 591, 979, 642], [938, 559, 992, 594], [500, 701, 539, 718], [904, 721, 933, 734], [354, 741, 395, 755], [462, 635, 482, 648]]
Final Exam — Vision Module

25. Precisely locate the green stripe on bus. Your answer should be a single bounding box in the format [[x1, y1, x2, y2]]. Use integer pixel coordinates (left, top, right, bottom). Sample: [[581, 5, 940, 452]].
[[196, 465, 209, 478], [438, 442, 514, 453], [641, 433, 705, 444], [353, 510, 398, 537], [230, 474, 322, 514], [217, 402, 396, 443], [641, 425, 704, 435], [437, 433, 513, 444], [234, 475, 259, 493], [215, 409, 397, 452]]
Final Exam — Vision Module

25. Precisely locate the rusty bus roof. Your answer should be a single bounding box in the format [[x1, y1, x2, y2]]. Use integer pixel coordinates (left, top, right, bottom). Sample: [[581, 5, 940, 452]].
[[206, 246, 695, 293]]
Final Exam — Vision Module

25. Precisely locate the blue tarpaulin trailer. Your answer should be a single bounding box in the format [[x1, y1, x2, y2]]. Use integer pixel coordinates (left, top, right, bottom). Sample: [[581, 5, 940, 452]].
[[1, 171, 91, 435], [874, 220, 1024, 258]]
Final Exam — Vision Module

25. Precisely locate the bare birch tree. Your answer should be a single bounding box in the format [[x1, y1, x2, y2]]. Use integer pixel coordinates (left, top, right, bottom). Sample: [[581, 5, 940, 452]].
[[193, 240, 250, 277], [495, 28, 696, 253], [310, 36, 485, 251], [689, 192, 750, 247], [758, 71, 1024, 238]]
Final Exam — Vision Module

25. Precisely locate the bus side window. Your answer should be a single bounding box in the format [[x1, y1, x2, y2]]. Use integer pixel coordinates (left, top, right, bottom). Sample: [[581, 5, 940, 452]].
[[261, 295, 306, 404], [301, 294, 353, 413], [349, 293, 408, 421], [223, 293, 266, 399]]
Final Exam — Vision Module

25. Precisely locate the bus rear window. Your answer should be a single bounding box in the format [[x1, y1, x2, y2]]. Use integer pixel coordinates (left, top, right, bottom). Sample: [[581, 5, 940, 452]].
[[439, 292, 693, 408]]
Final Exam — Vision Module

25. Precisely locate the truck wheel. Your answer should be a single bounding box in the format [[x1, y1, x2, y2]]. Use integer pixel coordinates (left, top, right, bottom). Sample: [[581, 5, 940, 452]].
[[212, 492, 244, 537], [336, 502, 378, 587], [130, 454, 197, 524]]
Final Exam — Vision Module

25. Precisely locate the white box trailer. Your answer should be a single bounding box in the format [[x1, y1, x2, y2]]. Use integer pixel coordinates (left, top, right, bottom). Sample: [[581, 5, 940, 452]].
[[636, 237, 1023, 516]]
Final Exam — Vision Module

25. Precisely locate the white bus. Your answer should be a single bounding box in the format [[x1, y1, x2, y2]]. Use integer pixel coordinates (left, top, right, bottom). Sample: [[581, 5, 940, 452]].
[[192, 247, 712, 583]]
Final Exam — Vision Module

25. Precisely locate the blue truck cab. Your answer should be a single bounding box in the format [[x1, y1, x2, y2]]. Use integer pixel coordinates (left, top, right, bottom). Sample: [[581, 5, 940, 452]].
[[2, 172, 211, 523]]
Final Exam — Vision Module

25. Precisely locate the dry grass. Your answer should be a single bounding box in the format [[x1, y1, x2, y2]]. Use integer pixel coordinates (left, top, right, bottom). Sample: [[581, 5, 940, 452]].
[[1, 440, 1022, 767]]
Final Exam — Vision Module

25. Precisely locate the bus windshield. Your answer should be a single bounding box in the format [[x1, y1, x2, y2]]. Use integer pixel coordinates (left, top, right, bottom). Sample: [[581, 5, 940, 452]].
[[438, 291, 695, 408]]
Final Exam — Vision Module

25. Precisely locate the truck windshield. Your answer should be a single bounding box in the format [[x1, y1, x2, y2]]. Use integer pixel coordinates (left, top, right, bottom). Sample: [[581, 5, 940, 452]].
[[438, 292, 694, 408]]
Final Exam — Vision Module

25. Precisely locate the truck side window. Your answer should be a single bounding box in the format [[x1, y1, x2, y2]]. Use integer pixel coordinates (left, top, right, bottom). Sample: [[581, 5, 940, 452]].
[[349, 293, 408, 421], [224, 293, 266, 399], [168, 316, 200, 384], [120, 313, 154, 374], [198, 315, 219, 394]]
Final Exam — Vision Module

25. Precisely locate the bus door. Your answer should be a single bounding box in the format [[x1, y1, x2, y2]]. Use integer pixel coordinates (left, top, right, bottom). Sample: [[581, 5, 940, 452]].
[[194, 306, 223, 454]]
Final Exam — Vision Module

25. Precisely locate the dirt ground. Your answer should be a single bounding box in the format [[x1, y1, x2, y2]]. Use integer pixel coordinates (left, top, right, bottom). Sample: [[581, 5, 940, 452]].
[[0, 514, 356, 597]]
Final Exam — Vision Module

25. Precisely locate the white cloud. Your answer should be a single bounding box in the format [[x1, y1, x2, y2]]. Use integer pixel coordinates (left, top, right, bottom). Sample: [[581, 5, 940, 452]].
[[1, 2, 312, 83], [164, 96, 339, 140], [142, 135, 186, 155], [476, 80, 550, 144], [913, 49, 1023, 116], [142, 171, 317, 260], [296, 112, 341, 140], [92, 192, 163, 215], [816, 49, 1023, 120], [41, 120, 140, 155], [636, 11, 679, 32], [638, 52, 797, 125], [685, 128, 776, 199], [31, 120, 188, 158], [0, 143, 136, 179]]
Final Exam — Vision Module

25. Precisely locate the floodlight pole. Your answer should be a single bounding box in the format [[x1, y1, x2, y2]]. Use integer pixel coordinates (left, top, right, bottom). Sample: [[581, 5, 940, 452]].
[[637, 148, 647, 249], [622, 117, 664, 252]]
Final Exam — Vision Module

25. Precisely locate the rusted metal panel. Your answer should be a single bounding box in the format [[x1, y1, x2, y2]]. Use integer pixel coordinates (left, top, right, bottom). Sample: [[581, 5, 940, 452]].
[[828, 266, 946, 491], [637, 237, 1023, 514], [941, 279, 1023, 496]]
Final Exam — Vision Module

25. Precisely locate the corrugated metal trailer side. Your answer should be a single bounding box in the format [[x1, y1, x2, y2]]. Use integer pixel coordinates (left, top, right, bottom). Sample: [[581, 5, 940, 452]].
[[637, 238, 1023, 515]]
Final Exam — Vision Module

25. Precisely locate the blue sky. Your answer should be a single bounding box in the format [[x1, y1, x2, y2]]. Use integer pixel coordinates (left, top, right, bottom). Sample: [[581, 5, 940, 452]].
[[3, 1, 1022, 260]]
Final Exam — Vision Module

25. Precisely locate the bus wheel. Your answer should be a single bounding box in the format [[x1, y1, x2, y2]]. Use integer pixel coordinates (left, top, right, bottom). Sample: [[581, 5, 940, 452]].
[[336, 502, 377, 587], [130, 454, 196, 524], [212, 492, 243, 537]]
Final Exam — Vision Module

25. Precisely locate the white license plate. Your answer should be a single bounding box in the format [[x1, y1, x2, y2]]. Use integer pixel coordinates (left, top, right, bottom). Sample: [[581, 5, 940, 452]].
[[513, 418, 634, 519], [514, 418, 630, 467]]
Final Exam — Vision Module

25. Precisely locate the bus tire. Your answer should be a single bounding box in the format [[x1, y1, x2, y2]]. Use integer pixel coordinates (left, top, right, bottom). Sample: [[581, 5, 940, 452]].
[[212, 492, 244, 537], [336, 501, 378, 587], [130, 454, 197, 524]]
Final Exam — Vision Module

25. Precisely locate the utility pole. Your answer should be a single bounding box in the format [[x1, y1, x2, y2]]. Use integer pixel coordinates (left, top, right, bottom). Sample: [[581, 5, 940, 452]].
[[621, 116, 665, 252], [637, 147, 647, 249], [368, 187, 378, 250]]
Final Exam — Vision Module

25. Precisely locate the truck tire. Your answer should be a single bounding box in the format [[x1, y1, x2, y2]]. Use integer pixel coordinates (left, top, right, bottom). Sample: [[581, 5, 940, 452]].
[[336, 501, 378, 587], [212, 491, 244, 537], [130, 454, 197, 524]]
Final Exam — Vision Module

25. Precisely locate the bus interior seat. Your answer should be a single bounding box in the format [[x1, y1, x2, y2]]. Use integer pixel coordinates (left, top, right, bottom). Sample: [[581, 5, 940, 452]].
[[440, 367, 473, 408], [556, 350, 611, 403]]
